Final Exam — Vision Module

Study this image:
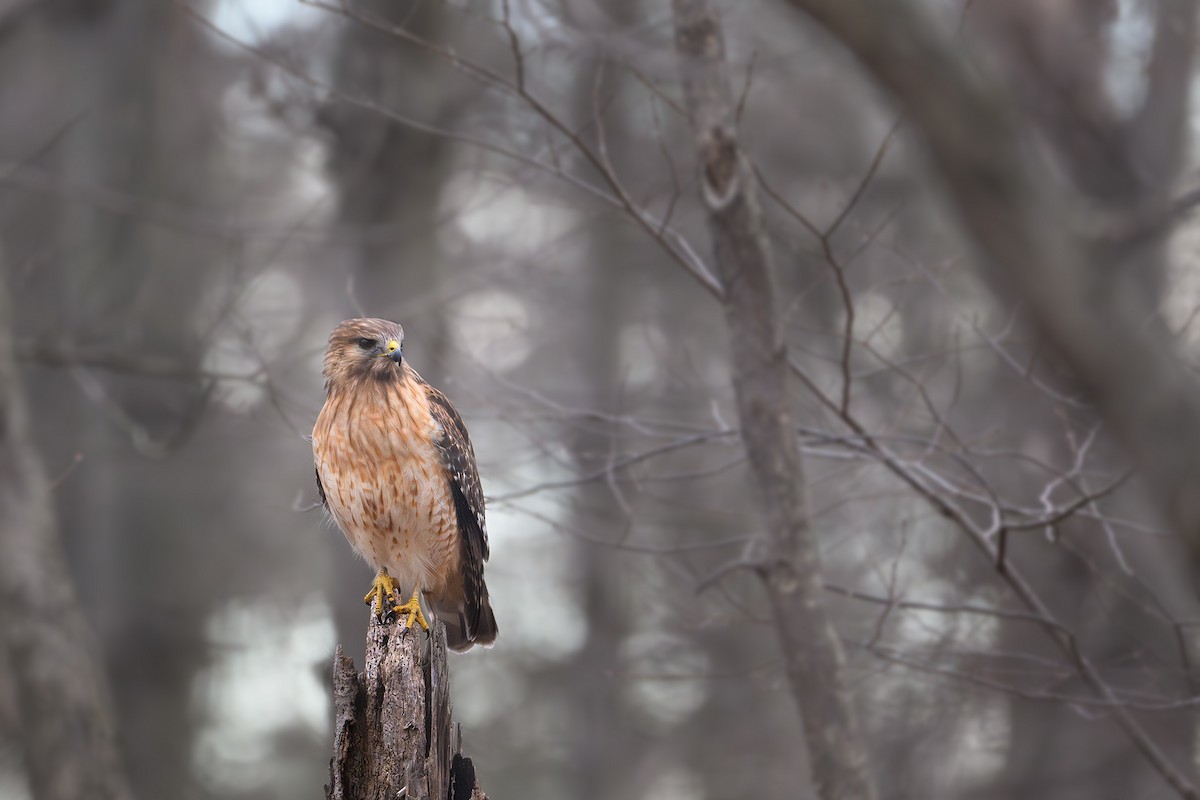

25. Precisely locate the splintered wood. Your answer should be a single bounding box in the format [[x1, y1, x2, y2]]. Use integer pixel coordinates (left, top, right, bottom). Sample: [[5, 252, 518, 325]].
[[326, 619, 487, 800]]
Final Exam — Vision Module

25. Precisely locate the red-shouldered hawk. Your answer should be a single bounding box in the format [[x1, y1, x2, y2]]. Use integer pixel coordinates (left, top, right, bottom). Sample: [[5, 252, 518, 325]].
[[312, 318, 497, 652]]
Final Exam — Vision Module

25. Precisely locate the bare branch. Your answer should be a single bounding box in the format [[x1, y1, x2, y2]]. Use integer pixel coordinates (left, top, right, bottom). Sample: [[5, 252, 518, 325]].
[[189, 2, 725, 297], [824, 118, 902, 241]]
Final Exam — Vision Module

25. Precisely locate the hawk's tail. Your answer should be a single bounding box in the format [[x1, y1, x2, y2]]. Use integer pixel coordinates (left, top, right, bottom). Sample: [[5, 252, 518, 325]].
[[434, 593, 498, 653]]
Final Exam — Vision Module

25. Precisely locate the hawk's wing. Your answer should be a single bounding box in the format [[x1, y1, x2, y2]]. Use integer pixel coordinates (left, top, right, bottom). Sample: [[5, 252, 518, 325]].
[[315, 468, 327, 510], [425, 385, 491, 636]]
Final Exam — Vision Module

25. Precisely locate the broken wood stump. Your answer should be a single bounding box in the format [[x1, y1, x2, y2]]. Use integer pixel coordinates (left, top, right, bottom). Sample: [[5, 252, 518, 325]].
[[326, 617, 487, 800]]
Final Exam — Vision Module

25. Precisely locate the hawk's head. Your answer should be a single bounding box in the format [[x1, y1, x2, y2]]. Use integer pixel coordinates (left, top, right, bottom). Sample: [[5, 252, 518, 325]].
[[323, 318, 405, 391]]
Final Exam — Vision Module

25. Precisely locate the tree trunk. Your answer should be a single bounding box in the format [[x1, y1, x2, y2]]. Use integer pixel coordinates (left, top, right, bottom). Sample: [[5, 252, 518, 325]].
[[326, 617, 487, 800], [0, 262, 133, 800], [671, 3, 878, 799]]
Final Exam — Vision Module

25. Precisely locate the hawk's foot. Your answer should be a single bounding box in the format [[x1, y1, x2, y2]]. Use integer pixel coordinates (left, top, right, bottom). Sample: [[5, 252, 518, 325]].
[[364, 569, 401, 620], [392, 587, 429, 632]]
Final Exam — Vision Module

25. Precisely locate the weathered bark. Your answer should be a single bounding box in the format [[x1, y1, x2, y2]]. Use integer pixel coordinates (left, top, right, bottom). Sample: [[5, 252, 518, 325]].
[[327, 617, 487, 800], [671, 3, 877, 799], [782, 0, 1200, 565], [0, 271, 133, 800]]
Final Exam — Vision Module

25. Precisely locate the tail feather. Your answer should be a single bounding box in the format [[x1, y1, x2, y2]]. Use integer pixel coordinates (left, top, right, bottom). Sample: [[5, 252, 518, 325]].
[[434, 595, 497, 653]]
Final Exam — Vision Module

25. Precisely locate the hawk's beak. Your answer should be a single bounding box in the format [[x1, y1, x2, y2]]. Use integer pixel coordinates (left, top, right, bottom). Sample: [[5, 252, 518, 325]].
[[386, 340, 402, 363]]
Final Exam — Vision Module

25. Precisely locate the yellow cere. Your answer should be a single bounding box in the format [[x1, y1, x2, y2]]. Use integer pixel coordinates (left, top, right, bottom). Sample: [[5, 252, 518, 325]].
[[387, 340, 399, 353]]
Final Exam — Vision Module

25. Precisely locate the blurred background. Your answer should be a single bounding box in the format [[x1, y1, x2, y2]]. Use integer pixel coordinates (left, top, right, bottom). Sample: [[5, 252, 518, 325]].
[[2, 1, 1200, 799]]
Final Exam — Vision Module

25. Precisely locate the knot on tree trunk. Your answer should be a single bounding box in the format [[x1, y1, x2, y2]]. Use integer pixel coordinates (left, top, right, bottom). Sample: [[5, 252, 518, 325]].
[[701, 130, 741, 209], [326, 618, 487, 800]]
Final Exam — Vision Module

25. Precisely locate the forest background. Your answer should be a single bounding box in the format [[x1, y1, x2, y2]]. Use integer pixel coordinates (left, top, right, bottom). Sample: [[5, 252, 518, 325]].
[[4, 1, 1200, 799]]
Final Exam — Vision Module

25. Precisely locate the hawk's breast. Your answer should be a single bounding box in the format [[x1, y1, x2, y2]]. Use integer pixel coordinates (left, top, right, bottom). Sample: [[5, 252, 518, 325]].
[[312, 380, 460, 593]]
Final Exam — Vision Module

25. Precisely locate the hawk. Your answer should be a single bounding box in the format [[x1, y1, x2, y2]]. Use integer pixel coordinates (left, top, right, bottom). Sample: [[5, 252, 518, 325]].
[[312, 318, 497, 652]]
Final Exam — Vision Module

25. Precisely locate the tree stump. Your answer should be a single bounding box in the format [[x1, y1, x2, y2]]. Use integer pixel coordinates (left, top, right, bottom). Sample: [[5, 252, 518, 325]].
[[326, 617, 487, 800]]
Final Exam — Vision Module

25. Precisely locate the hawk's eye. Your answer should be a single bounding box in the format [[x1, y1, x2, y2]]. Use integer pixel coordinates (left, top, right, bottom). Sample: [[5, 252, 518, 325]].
[[357, 337, 377, 351]]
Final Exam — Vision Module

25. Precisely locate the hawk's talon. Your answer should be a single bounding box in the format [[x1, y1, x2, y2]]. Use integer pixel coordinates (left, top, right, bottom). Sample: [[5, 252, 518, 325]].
[[392, 587, 429, 632], [364, 569, 401, 619]]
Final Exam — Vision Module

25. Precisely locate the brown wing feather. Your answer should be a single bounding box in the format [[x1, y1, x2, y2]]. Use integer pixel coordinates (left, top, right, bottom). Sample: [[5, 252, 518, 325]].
[[424, 383, 496, 648]]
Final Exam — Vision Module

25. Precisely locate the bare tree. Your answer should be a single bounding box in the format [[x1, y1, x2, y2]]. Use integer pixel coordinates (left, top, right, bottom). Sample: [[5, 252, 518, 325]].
[[672, 2, 876, 798], [0, 268, 132, 800]]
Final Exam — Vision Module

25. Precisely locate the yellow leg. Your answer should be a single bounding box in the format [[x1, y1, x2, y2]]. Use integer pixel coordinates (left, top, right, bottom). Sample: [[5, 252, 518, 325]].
[[391, 586, 429, 631], [364, 568, 401, 619]]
